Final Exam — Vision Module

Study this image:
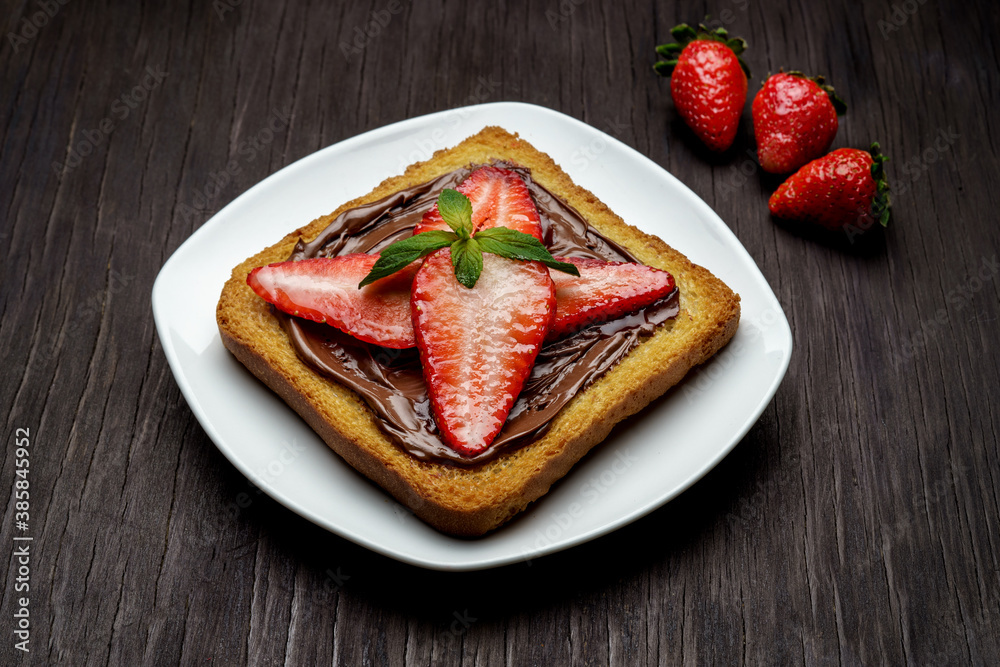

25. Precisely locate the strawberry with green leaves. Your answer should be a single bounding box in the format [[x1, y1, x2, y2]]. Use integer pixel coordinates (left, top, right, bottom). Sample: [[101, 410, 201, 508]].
[[654, 23, 750, 152], [753, 71, 847, 174], [769, 143, 891, 231]]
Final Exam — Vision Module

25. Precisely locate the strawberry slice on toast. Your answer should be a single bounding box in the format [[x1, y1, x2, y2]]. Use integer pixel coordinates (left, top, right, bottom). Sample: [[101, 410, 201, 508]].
[[246, 166, 679, 458], [415, 166, 544, 240], [247, 255, 418, 349], [548, 257, 677, 340], [412, 165, 557, 455], [412, 250, 556, 455]]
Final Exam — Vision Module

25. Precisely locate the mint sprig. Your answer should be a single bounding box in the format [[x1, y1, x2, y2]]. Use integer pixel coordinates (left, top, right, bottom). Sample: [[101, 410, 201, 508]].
[[437, 188, 473, 236], [357, 230, 455, 286], [358, 189, 580, 289]]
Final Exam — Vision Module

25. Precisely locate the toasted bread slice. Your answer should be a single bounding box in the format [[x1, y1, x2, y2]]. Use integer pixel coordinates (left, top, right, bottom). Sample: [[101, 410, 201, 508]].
[[216, 127, 740, 536]]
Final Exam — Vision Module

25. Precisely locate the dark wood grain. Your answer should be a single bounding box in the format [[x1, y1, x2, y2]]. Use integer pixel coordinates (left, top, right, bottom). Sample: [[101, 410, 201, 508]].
[[2, 0, 998, 664]]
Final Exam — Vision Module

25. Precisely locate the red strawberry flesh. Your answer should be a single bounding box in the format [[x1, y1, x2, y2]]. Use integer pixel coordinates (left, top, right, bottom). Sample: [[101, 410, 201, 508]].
[[247, 255, 418, 349], [412, 250, 555, 455], [768, 148, 878, 230], [752, 72, 840, 174], [548, 257, 677, 340], [415, 166, 544, 240]]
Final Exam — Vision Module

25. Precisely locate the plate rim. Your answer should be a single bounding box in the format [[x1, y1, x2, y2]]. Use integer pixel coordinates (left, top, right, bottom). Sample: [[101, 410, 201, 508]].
[[152, 100, 793, 571]]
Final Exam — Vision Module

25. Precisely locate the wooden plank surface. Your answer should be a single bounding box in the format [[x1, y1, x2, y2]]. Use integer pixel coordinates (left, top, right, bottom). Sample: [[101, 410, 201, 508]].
[[2, 0, 998, 664]]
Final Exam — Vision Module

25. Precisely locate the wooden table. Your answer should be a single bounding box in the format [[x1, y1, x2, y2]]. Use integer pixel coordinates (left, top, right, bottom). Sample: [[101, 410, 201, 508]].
[[3, 1, 998, 664]]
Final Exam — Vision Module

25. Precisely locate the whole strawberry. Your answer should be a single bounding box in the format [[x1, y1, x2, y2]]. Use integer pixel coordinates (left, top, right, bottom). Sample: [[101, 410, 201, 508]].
[[753, 71, 846, 173], [769, 143, 891, 231], [654, 23, 750, 152]]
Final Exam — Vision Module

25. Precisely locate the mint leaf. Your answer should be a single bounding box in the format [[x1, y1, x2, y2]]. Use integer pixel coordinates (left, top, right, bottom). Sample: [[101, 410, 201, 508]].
[[358, 230, 457, 287], [450, 237, 483, 289], [437, 189, 473, 238], [473, 227, 581, 276], [358, 187, 578, 289]]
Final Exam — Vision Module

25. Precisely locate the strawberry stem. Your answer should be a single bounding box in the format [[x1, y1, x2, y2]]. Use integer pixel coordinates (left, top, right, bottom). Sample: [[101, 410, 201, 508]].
[[869, 142, 891, 227], [772, 70, 847, 115], [654, 23, 750, 78]]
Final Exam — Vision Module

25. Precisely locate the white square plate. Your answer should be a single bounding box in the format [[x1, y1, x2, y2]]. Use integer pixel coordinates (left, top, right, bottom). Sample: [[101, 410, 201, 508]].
[[152, 102, 792, 571]]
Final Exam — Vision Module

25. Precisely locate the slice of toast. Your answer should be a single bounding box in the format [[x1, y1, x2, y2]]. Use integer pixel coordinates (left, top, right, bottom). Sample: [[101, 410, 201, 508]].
[[216, 127, 740, 536]]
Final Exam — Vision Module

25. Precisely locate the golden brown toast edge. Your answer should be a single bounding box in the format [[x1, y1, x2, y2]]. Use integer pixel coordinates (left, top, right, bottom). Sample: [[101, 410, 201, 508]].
[[216, 126, 740, 536]]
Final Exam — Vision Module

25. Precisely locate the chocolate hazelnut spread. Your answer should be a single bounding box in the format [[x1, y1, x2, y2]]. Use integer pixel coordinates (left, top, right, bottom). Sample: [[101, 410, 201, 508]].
[[278, 164, 679, 466]]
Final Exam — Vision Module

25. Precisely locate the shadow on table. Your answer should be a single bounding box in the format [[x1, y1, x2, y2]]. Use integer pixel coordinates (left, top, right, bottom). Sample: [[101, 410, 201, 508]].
[[669, 115, 756, 168], [253, 409, 773, 622], [769, 214, 889, 258], [669, 112, 892, 259]]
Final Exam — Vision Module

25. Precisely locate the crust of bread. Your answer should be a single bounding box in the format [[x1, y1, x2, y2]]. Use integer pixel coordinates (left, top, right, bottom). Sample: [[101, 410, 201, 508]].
[[216, 127, 740, 536]]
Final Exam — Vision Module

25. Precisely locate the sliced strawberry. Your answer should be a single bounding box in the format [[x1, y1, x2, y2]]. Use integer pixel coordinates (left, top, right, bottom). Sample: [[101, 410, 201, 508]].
[[412, 250, 555, 456], [247, 255, 418, 349], [415, 166, 544, 241], [548, 257, 676, 341]]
